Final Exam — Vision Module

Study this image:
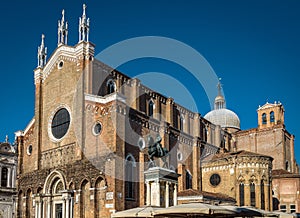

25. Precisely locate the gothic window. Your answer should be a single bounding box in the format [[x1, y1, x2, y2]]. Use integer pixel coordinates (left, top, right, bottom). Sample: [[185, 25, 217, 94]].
[[107, 79, 116, 94], [125, 154, 136, 199], [51, 108, 70, 139], [286, 161, 290, 171], [148, 100, 154, 117], [250, 182, 256, 207], [185, 170, 192, 189], [210, 174, 221, 187], [270, 111, 275, 123], [262, 113, 267, 124], [1, 167, 8, 187], [261, 180, 265, 210], [180, 114, 184, 131], [239, 183, 245, 206]]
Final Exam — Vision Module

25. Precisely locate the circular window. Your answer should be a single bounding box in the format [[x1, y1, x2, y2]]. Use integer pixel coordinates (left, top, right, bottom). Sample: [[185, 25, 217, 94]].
[[51, 108, 70, 139], [137, 137, 145, 150], [177, 151, 183, 161], [58, 61, 64, 69], [93, 122, 102, 135], [210, 174, 221, 186], [27, 145, 33, 155]]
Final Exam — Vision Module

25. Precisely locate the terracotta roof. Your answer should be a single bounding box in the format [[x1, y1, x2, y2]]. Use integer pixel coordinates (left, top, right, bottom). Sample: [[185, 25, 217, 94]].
[[178, 189, 236, 202], [272, 169, 300, 178]]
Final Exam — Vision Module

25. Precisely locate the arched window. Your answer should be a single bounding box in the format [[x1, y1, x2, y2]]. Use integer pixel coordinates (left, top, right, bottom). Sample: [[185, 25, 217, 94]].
[[148, 100, 154, 117], [262, 113, 267, 124], [250, 182, 256, 207], [125, 154, 136, 199], [239, 183, 244, 206], [107, 79, 116, 94], [286, 161, 290, 171], [270, 111, 275, 123], [185, 170, 192, 189], [1, 167, 8, 187], [261, 180, 265, 209], [180, 114, 184, 131]]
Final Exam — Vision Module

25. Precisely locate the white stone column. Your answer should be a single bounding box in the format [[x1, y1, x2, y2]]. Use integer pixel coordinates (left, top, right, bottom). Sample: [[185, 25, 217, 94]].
[[62, 198, 66, 218], [12, 166, 16, 188], [7, 167, 11, 187], [173, 184, 178, 206], [38, 200, 43, 218], [47, 198, 51, 218], [70, 197, 74, 218], [146, 182, 151, 206], [165, 182, 169, 208], [65, 197, 70, 218], [35, 200, 39, 218]]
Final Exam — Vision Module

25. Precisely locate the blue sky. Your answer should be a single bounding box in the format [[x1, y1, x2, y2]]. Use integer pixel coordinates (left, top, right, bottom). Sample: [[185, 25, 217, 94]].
[[0, 0, 299, 162]]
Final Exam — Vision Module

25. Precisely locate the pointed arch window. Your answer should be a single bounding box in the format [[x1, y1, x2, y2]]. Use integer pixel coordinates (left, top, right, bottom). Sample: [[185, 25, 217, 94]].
[[185, 170, 192, 189], [107, 79, 116, 94], [180, 114, 185, 131], [250, 182, 256, 207], [286, 161, 290, 171], [125, 154, 136, 199], [148, 100, 154, 117], [239, 183, 245, 206], [1, 167, 8, 187], [270, 111, 275, 123], [262, 113, 267, 124], [261, 180, 265, 209]]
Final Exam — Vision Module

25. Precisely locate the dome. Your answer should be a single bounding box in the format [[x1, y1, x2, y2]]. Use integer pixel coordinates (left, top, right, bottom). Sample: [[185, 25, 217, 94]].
[[204, 108, 240, 130]]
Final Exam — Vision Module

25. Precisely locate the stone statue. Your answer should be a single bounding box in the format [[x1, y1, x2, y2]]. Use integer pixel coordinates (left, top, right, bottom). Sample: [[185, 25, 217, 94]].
[[147, 135, 168, 168]]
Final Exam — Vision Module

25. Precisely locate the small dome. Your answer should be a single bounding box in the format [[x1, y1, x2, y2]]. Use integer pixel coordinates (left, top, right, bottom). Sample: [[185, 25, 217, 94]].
[[204, 108, 240, 130]]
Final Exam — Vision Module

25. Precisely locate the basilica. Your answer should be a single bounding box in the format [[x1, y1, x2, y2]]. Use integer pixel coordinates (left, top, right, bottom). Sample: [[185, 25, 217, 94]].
[[14, 4, 300, 218]]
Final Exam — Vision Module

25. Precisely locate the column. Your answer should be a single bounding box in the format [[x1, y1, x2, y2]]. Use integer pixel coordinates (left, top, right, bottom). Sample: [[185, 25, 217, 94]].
[[47, 198, 51, 218], [39, 200, 43, 218], [65, 197, 70, 218], [173, 184, 177, 206], [12, 167, 16, 188], [244, 183, 250, 206], [70, 196, 74, 218], [146, 182, 151, 206], [7, 167, 11, 188], [35, 200, 39, 218], [62, 198, 66, 218], [165, 182, 169, 208]]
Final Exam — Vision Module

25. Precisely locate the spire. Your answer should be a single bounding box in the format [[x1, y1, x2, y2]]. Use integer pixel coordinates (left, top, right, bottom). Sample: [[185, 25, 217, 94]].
[[5, 135, 8, 143], [37, 34, 47, 68], [79, 4, 90, 42], [58, 9, 68, 45], [214, 78, 226, 110]]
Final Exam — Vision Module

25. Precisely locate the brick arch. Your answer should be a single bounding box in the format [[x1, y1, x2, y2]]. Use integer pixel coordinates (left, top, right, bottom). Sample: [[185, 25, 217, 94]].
[[68, 180, 75, 190], [93, 175, 106, 188]]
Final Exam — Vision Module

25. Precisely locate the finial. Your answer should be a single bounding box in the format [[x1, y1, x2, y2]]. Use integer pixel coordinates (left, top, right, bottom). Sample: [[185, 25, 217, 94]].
[[83, 4, 86, 16], [5, 135, 8, 143], [37, 34, 47, 68], [217, 78, 222, 96], [58, 9, 68, 45], [79, 4, 90, 42]]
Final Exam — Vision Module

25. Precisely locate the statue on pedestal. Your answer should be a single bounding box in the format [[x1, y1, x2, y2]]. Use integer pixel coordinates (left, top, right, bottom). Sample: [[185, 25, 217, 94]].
[[147, 135, 168, 168]]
